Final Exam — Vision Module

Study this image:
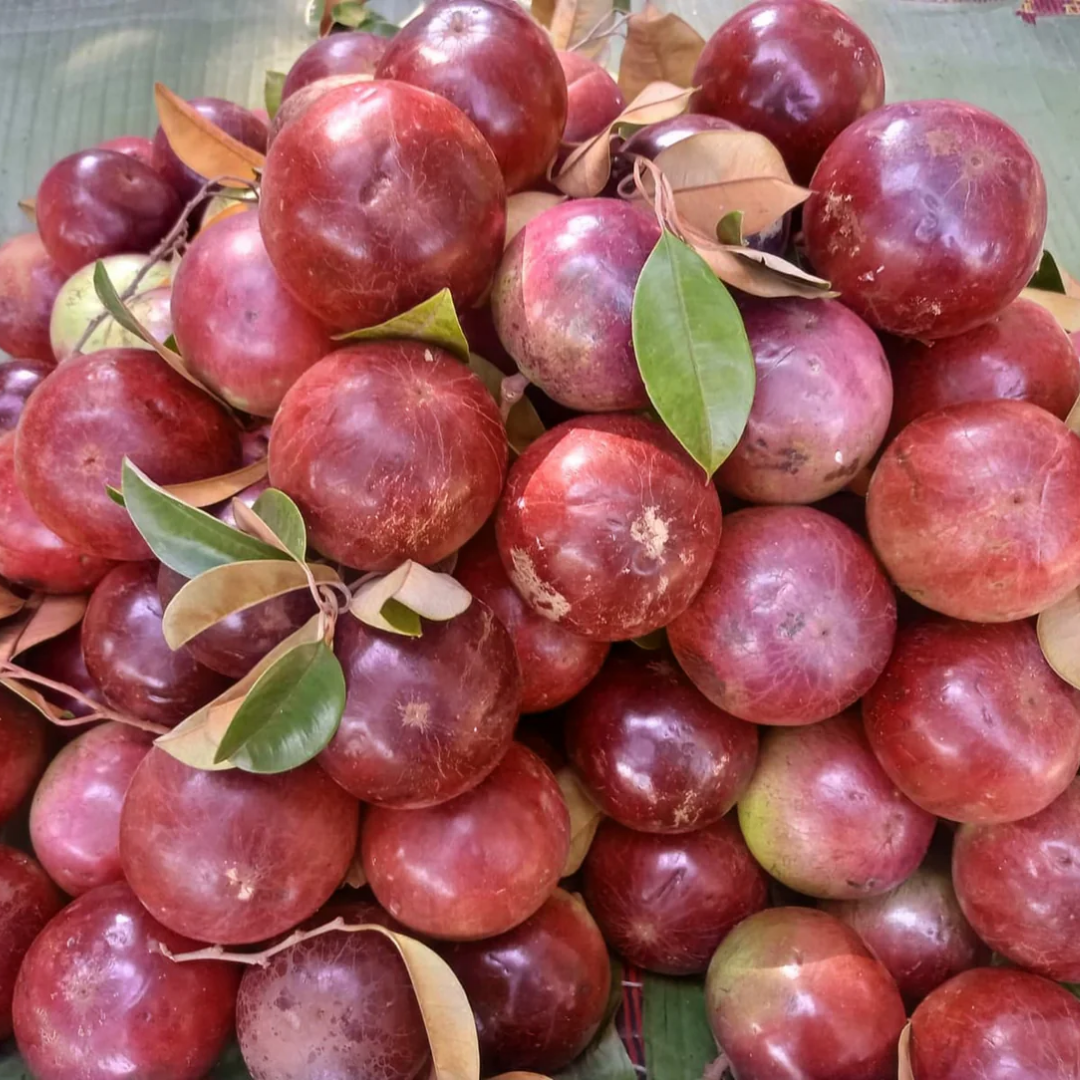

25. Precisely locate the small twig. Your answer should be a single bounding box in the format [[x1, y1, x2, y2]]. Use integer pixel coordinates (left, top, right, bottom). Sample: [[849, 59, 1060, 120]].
[[499, 373, 530, 422], [569, 10, 631, 52]]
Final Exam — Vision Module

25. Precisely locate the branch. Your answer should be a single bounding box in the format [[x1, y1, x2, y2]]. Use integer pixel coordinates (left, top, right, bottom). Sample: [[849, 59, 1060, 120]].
[[569, 10, 631, 52]]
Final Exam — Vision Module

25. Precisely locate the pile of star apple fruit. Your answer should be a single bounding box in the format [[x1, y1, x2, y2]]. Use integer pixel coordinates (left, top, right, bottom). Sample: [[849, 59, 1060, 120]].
[[1, 0, 1080, 1077]]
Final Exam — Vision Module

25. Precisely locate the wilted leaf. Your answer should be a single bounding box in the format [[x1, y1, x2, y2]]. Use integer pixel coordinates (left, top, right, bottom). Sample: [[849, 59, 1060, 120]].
[[17, 198, 35, 224], [1038, 588, 1080, 689], [531, 0, 556, 26], [618, 3, 706, 102], [156, 614, 323, 770], [695, 239, 835, 299], [554, 82, 694, 199], [468, 353, 546, 454], [213, 640, 345, 772], [9, 595, 88, 659], [350, 560, 473, 635], [335, 288, 470, 362], [122, 459, 290, 579], [898, 1024, 913, 1080], [0, 584, 25, 620], [160, 459, 269, 509], [162, 560, 338, 649], [264, 71, 286, 120], [549, 0, 615, 57], [506, 192, 565, 247], [154, 83, 265, 182], [555, 1021, 635, 1080], [633, 230, 756, 477], [557, 767, 604, 876], [717, 210, 744, 246], [642, 973, 719, 1080], [1021, 287, 1080, 333], [0, 678, 71, 724], [647, 130, 811, 237], [251, 489, 307, 562]]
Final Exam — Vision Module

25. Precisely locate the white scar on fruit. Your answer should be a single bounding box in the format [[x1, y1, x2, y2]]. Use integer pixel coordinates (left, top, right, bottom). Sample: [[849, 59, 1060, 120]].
[[397, 698, 431, 732], [509, 548, 571, 618], [631, 506, 670, 560]]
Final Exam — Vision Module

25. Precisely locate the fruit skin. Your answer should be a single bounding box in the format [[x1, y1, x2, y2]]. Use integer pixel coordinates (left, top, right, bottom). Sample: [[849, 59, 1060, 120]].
[[82, 561, 231, 728], [120, 749, 359, 945], [803, 100, 1046, 339], [558, 50, 625, 143], [908, 968, 1080, 1080], [863, 617, 1080, 824], [866, 399, 1080, 622], [152, 96, 268, 201], [96, 135, 157, 171], [440, 890, 611, 1075], [0, 431, 116, 593], [668, 506, 896, 725], [0, 233, 66, 360], [259, 80, 506, 332], [691, 0, 884, 185], [0, 685, 48, 826], [268, 73, 372, 145], [0, 846, 63, 1041], [715, 297, 892, 505], [35, 149, 183, 275], [362, 743, 570, 941], [705, 907, 907, 1080], [739, 712, 935, 900], [319, 598, 522, 808], [952, 778, 1080, 982], [30, 723, 154, 896], [496, 415, 722, 641], [280, 30, 387, 101], [567, 651, 758, 833], [376, 0, 567, 193], [822, 857, 989, 1007], [0, 357, 52, 433], [583, 817, 768, 975], [491, 198, 658, 412], [270, 341, 507, 572], [12, 880, 240, 1080], [15, 347, 241, 561], [886, 296, 1080, 436], [236, 899, 429, 1080], [455, 525, 609, 714]]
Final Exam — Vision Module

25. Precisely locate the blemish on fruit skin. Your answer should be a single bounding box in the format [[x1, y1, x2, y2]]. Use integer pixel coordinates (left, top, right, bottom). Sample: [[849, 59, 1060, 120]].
[[509, 547, 571, 619], [630, 506, 669, 560]]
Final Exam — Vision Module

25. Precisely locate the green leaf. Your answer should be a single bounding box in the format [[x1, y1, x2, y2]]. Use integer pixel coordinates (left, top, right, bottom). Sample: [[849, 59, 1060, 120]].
[[1030, 250, 1067, 294], [93, 259, 148, 341], [163, 333, 180, 353], [467, 353, 546, 454], [0, 1043, 32, 1080], [380, 597, 423, 637], [642, 973, 720, 1080], [632, 230, 756, 477], [252, 488, 307, 562], [264, 70, 286, 121], [556, 1021, 636, 1080], [717, 210, 745, 246], [121, 459, 289, 578], [213, 640, 346, 772], [350, 560, 472, 636], [334, 288, 470, 361], [208, 1042, 254, 1079], [331, 0, 399, 35]]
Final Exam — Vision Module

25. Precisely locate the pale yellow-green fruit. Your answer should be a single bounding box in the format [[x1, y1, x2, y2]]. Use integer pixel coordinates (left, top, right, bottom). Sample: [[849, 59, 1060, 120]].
[[49, 254, 174, 360]]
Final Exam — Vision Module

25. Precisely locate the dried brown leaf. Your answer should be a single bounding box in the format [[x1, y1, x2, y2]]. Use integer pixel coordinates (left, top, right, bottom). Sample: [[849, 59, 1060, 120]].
[[506, 192, 566, 248], [154, 83, 265, 184], [1038, 589, 1080, 690], [554, 81, 694, 198], [350, 561, 472, 634], [1066, 394, 1080, 437], [0, 677, 71, 723], [693, 236, 836, 300], [618, 2, 706, 101], [549, 0, 615, 57], [898, 1023, 913, 1080], [557, 767, 604, 876], [165, 458, 268, 509], [1021, 288, 1080, 333], [18, 197, 36, 224], [0, 583, 25, 620], [531, 0, 556, 26], [12, 595, 88, 658]]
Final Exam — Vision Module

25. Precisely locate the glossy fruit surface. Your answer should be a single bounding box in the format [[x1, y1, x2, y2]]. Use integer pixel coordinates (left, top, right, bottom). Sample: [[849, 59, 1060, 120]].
[[0, 846, 63, 1041], [866, 400, 1080, 621], [260, 80, 505, 331], [496, 415, 721, 641], [0, 685, 48, 826], [739, 713, 935, 899], [270, 342, 507, 571], [96, 135, 157, 171], [567, 651, 758, 833], [0, 432, 115, 593], [0, 233, 65, 360], [280, 30, 387, 100], [455, 525, 609, 714], [706, 907, 907, 1080], [558, 50, 625, 143], [583, 817, 768, 975], [822, 858, 989, 1007], [376, 0, 567, 192], [863, 617, 1080, 823], [668, 506, 896, 724], [909, 968, 1080, 1080], [152, 96, 268, 200], [803, 100, 1046, 338], [12, 881, 240, 1080], [886, 297, 1080, 435], [30, 723, 154, 896], [320, 599, 521, 808], [441, 890, 611, 1075], [35, 149, 182, 275], [715, 297, 892, 504], [363, 743, 569, 940], [492, 199, 658, 411], [82, 561, 231, 727], [120, 749, 359, 944], [15, 348, 240, 561], [0, 357, 52, 432], [953, 779, 1080, 982]]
